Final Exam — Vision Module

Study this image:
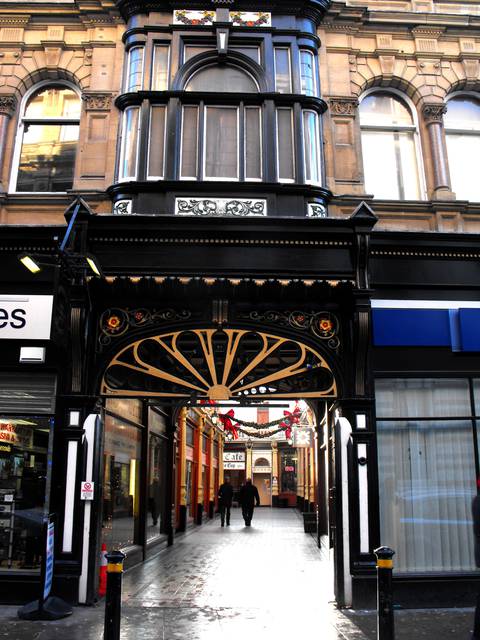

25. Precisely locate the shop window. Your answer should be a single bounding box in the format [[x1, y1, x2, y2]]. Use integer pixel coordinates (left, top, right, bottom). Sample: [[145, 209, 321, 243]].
[[186, 424, 194, 446], [376, 378, 476, 573], [151, 45, 170, 91], [274, 47, 292, 93], [359, 92, 423, 200], [102, 412, 142, 550], [276, 107, 295, 182], [444, 95, 480, 202], [12, 84, 80, 193], [303, 110, 321, 184], [280, 449, 297, 493], [202, 433, 208, 453], [118, 106, 140, 181], [213, 440, 219, 458], [300, 50, 317, 97], [125, 46, 144, 92], [147, 105, 167, 179]]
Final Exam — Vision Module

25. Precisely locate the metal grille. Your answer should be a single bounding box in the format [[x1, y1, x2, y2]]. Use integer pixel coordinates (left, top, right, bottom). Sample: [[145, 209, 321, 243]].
[[0, 372, 56, 414]]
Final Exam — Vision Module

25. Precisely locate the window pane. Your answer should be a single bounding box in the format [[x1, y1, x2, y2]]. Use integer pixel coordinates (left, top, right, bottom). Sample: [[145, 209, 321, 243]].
[[444, 97, 480, 132], [231, 46, 260, 63], [360, 93, 413, 127], [378, 418, 475, 572], [17, 124, 78, 192], [147, 432, 167, 540], [151, 45, 169, 91], [274, 48, 291, 93], [446, 133, 480, 201], [186, 66, 257, 92], [277, 108, 294, 180], [205, 107, 238, 179], [181, 106, 198, 178], [474, 380, 480, 415], [375, 378, 471, 418], [24, 87, 80, 119], [303, 111, 321, 184], [361, 130, 421, 199], [245, 106, 261, 180], [300, 50, 316, 96], [119, 107, 139, 180], [102, 414, 142, 550], [184, 45, 215, 62], [126, 47, 144, 92], [148, 106, 166, 178], [0, 415, 52, 573]]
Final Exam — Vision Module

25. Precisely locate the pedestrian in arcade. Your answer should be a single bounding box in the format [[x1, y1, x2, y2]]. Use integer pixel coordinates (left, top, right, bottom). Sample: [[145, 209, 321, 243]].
[[471, 478, 480, 639], [239, 478, 260, 527], [218, 476, 234, 527]]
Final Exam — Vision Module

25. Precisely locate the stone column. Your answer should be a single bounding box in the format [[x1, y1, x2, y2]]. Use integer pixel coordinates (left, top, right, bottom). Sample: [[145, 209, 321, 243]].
[[218, 434, 224, 485], [309, 442, 316, 512], [177, 407, 187, 532], [297, 445, 304, 510], [0, 96, 17, 191], [422, 102, 455, 200], [195, 415, 204, 525], [271, 441, 279, 507], [246, 444, 252, 478]]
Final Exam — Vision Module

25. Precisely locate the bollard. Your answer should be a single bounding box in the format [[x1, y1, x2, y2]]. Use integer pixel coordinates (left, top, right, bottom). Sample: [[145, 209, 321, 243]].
[[374, 546, 395, 640], [103, 550, 126, 640]]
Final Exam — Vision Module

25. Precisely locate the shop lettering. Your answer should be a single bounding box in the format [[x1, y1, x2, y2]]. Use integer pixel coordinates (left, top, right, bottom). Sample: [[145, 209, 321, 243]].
[[0, 308, 26, 329]]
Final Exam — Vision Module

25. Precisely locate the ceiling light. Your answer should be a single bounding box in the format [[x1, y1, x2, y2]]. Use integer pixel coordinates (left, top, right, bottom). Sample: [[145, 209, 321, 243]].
[[19, 254, 41, 274]]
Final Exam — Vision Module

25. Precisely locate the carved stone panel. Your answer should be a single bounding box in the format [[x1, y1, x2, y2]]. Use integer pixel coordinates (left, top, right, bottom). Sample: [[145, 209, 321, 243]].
[[175, 197, 267, 217], [82, 93, 113, 111]]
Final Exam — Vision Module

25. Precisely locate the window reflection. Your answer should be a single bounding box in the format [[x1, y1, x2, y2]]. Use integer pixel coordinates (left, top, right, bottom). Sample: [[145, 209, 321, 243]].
[[15, 86, 80, 192], [445, 96, 480, 202]]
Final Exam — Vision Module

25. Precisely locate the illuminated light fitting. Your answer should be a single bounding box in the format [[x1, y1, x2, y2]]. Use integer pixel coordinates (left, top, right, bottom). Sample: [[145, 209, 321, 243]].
[[20, 254, 42, 274], [86, 256, 102, 277]]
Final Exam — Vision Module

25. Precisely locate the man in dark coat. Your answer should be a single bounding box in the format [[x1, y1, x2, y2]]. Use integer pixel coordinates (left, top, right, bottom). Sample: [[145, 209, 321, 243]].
[[472, 480, 480, 639], [239, 478, 260, 527], [218, 476, 234, 527]]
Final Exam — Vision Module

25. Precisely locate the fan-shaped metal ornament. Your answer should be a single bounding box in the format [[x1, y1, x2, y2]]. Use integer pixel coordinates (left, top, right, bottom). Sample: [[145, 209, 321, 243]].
[[101, 328, 336, 400]]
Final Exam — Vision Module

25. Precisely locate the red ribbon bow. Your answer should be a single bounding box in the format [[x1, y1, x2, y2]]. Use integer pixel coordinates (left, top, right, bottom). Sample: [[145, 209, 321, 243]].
[[280, 405, 301, 440], [218, 409, 238, 439]]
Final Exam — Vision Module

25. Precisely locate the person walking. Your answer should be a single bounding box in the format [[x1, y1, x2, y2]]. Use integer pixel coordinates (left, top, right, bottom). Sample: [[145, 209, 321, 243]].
[[239, 478, 260, 527], [218, 476, 234, 527], [472, 479, 480, 639]]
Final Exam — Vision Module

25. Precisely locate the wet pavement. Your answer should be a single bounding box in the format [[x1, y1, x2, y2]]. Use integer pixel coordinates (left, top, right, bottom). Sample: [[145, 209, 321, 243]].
[[0, 508, 475, 639]]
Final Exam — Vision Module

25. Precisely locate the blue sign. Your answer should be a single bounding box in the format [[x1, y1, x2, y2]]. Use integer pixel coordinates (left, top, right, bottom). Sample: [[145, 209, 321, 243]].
[[43, 521, 54, 601]]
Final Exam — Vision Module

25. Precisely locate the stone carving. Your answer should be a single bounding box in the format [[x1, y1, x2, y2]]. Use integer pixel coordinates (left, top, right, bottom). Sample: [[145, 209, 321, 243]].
[[82, 93, 113, 111], [113, 200, 132, 215], [0, 95, 16, 117], [307, 203, 327, 218], [329, 97, 358, 116], [422, 103, 447, 124], [175, 197, 266, 217]]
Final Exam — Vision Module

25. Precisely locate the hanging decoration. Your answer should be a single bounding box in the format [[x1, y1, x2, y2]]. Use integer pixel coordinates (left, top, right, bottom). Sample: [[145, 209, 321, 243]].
[[217, 404, 303, 440], [218, 409, 238, 440]]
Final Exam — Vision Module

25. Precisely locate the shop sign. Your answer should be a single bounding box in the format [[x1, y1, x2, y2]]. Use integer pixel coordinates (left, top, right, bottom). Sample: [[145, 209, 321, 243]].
[[223, 452, 245, 462], [0, 295, 53, 340], [0, 422, 33, 448], [284, 466, 295, 472], [224, 461, 245, 470], [80, 481, 95, 501], [293, 427, 314, 448]]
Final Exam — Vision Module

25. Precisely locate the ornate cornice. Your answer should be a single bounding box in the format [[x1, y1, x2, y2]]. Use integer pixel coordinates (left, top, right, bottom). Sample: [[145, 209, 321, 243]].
[[0, 95, 17, 117], [328, 96, 358, 116], [422, 102, 447, 124], [82, 92, 114, 111]]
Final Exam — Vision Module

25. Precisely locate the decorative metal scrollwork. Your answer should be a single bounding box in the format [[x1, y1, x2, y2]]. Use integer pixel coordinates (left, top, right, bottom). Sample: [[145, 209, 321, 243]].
[[99, 308, 192, 347], [242, 310, 340, 350], [175, 197, 266, 217], [101, 328, 336, 400]]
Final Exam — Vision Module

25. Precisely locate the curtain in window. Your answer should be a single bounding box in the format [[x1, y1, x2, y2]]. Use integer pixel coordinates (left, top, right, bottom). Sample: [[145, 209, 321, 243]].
[[245, 107, 261, 180], [205, 107, 238, 179], [274, 48, 291, 93], [148, 106, 166, 178], [181, 106, 198, 178], [277, 108, 294, 181], [151, 46, 169, 91], [376, 379, 476, 573]]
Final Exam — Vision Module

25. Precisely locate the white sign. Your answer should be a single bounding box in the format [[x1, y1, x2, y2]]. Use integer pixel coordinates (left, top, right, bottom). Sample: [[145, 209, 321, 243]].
[[80, 481, 94, 501], [224, 461, 245, 470], [223, 452, 245, 462], [0, 295, 53, 340], [293, 427, 314, 448]]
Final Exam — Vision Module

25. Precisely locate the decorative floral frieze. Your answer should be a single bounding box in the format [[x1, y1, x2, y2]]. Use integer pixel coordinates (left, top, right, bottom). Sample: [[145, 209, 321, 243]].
[[113, 200, 132, 215], [175, 197, 266, 217], [422, 103, 447, 124], [0, 95, 16, 117], [328, 97, 358, 116], [229, 11, 271, 27], [307, 203, 327, 218], [82, 93, 113, 111], [174, 10, 215, 25], [239, 310, 340, 349]]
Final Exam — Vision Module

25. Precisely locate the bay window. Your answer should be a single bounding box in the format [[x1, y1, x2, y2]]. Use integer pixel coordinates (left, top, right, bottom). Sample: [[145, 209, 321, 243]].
[[147, 106, 167, 179], [276, 107, 295, 181], [300, 50, 317, 97], [303, 110, 321, 184], [118, 106, 140, 181], [125, 46, 144, 92], [151, 45, 170, 91], [274, 48, 292, 93]]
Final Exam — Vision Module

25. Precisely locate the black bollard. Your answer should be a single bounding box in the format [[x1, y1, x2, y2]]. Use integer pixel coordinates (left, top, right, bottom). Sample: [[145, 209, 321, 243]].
[[103, 550, 126, 640], [374, 546, 395, 640]]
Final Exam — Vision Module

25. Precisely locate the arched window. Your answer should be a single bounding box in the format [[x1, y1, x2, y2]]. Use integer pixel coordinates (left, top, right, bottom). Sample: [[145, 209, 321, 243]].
[[185, 65, 258, 92], [11, 84, 81, 193], [359, 92, 423, 200], [444, 95, 480, 202]]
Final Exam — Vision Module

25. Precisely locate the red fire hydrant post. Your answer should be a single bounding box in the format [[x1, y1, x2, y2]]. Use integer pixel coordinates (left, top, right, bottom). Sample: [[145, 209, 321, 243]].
[[103, 550, 126, 640]]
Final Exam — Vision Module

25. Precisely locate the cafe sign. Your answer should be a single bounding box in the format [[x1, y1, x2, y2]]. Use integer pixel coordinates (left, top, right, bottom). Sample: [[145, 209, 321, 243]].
[[223, 451, 245, 470]]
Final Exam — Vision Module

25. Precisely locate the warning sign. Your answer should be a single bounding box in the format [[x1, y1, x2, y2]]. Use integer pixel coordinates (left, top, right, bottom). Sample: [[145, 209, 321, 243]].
[[80, 481, 94, 501]]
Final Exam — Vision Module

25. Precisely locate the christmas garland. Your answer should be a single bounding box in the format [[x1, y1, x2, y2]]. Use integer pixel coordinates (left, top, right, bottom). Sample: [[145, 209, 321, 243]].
[[218, 406, 301, 440]]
